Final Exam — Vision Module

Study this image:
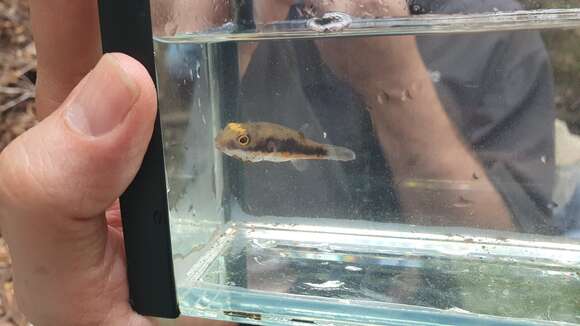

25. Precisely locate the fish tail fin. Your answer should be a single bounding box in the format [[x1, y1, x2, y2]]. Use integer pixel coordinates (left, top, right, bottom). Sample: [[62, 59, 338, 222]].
[[325, 145, 356, 161]]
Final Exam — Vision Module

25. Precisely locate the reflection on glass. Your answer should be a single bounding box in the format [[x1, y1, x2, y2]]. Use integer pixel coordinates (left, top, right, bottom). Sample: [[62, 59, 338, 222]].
[[153, 1, 580, 325]]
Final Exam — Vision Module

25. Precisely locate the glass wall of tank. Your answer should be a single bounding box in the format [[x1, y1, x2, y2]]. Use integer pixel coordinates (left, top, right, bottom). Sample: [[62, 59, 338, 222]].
[[151, 1, 580, 324]]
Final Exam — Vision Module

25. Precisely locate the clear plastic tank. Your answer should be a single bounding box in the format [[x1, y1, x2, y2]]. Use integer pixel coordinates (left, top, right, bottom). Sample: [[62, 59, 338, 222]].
[[151, 1, 580, 324]]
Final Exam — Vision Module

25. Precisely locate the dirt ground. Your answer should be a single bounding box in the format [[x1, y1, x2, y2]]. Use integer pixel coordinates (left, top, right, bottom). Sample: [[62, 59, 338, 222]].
[[0, 0, 36, 151], [0, 0, 36, 324]]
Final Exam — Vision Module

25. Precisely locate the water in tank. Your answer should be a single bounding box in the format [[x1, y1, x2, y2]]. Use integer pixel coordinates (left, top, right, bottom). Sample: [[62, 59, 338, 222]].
[[151, 1, 580, 324]]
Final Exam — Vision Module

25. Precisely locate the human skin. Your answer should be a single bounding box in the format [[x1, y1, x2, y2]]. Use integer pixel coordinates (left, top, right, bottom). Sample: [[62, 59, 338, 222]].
[[307, 1, 513, 229], [0, 0, 233, 325]]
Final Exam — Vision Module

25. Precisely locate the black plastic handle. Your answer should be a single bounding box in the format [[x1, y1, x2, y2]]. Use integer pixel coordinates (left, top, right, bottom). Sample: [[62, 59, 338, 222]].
[[97, 0, 179, 318]]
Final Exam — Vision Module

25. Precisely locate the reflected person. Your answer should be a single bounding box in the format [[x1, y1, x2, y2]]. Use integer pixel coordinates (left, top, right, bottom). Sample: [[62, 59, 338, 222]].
[[236, 0, 557, 315], [159, 0, 556, 234], [154, 0, 559, 322]]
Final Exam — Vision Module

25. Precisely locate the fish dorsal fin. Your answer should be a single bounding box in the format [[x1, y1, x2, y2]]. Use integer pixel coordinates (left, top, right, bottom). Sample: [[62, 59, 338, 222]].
[[298, 123, 310, 140]]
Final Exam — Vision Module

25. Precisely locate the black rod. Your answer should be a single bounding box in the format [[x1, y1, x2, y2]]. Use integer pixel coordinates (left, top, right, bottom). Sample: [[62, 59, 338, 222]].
[[97, 0, 179, 318]]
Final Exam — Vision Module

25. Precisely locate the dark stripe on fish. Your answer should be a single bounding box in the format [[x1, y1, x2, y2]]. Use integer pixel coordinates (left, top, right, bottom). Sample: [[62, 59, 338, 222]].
[[255, 137, 328, 157]]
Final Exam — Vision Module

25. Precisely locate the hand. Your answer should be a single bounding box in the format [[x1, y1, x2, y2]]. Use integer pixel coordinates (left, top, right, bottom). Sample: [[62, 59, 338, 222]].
[[0, 1, 157, 324], [0, 0, 239, 325], [0, 1, 233, 325]]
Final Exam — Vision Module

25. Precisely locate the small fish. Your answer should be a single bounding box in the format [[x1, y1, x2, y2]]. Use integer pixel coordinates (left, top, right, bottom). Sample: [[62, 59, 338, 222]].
[[215, 122, 356, 164]]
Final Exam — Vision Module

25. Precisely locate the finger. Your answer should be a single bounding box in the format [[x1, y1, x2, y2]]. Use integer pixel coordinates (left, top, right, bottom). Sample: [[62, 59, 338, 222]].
[[29, 0, 102, 119], [0, 53, 156, 325]]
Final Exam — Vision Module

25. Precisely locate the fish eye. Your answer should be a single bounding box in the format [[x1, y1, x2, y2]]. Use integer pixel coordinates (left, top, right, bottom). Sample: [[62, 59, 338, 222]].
[[237, 134, 250, 146]]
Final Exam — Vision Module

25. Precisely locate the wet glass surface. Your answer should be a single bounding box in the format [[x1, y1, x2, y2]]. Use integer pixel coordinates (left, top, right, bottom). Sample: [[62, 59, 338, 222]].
[[152, 1, 580, 324]]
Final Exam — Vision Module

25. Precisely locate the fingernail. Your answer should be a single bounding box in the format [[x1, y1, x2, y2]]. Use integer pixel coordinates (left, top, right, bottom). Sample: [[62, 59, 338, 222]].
[[65, 53, 140, 137]]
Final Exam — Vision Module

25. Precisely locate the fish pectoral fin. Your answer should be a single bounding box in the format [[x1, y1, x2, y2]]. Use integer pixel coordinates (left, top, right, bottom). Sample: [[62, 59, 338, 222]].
[[291, 159, 309, 172]]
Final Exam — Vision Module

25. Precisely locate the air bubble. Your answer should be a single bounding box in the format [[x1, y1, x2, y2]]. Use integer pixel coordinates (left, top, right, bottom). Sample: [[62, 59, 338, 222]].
[[306, 12, 352, 33], [430, 70, 441, 83], [410, 3, 428, 15], [195, 61, 201, 78], [345, 266, 362, 272], [251, 239, 277, 249]]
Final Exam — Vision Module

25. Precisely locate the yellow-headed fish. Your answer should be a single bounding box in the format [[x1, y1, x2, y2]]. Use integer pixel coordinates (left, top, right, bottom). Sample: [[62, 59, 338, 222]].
[[215, 122, 356, 163]]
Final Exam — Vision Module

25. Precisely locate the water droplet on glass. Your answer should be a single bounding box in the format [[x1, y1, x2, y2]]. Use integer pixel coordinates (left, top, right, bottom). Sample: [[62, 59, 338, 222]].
[[304, 280, 344, 289], [306, 12, 352, 33], [345, 266, 362, 272], [453, 195, 474, 208], [317, 244, 334, 252], [410, 4, 426, 15], [429, 70, 441, 83], [195, 61, 201, 78], [251, 239, 277, 249]]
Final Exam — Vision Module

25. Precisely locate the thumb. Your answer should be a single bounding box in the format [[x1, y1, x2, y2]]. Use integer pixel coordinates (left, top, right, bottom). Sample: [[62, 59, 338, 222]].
[[1, 52, 156, 219], [0, 53, 157, 325]]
